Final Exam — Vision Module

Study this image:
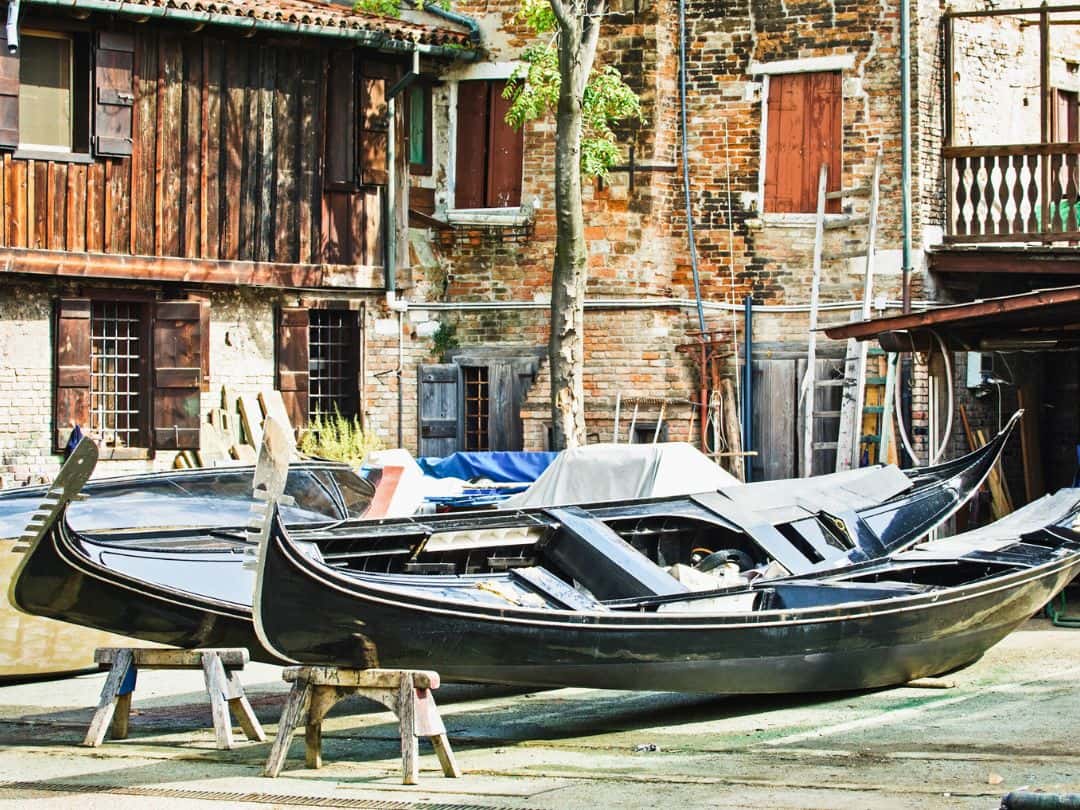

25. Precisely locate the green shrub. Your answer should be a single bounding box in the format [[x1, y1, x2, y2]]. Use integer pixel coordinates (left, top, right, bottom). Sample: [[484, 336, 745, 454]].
[[299, 408, 383, 465]]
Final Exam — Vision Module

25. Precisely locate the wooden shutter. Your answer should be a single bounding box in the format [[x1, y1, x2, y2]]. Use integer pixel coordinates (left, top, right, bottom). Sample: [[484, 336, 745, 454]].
[[803, 72, 841, 214], [325, 49, 356, 187], [764, 72, 841, 214], [94, 32, 135, 157], [455, 81, 488, 209], [0, 31, 17, 149], [54, 299, 92, 451], [487, 81, 523, 208], [277, 307, 310, 429], [152, 301, 202, 449], [418, 363, 462, 457], [359, 69, 388, 186]]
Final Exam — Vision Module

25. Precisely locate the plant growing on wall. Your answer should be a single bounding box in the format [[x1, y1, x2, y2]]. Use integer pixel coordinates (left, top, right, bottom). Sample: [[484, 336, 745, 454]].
[[504, 0, 641, 449]]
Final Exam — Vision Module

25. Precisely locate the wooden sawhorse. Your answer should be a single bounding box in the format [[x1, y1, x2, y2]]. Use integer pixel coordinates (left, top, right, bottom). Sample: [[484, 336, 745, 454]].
[[82, 647, 266, 749], [264, 666, 461, 784]]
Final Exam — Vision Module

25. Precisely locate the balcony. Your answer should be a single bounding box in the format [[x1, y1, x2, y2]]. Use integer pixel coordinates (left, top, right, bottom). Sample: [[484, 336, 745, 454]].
[[944, 142, 1080, 244]]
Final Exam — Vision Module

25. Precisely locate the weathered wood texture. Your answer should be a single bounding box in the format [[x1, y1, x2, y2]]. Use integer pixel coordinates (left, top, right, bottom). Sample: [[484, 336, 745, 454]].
[[0, 32, 388, 270]]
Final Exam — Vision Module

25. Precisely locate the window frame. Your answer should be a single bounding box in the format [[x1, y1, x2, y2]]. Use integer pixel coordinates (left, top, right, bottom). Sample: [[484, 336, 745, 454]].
[[753, 56, 852, 222], [88, 296, 153, 452], [14, 28, 92, 158]]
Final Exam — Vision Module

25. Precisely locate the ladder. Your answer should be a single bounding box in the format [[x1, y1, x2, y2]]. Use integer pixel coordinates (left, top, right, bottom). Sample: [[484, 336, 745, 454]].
[[802, 151, 885, 476]]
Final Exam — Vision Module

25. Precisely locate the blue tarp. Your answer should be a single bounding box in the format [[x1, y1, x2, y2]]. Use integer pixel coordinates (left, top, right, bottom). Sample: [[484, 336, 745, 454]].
[[417, 451, 557, 483]]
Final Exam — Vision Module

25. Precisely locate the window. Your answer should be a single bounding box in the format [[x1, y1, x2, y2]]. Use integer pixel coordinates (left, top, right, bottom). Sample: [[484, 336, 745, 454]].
[[462, 365, 490, 451], [90, 301, 147, 448], [309, 309, 360, 420], [55, 298, 203, 455], [0, 30, 131, 156], [407, 83, 432, 175], [763, 71, 842, 214], [276, 306, 361, 429], [455, 80, 523, 208]]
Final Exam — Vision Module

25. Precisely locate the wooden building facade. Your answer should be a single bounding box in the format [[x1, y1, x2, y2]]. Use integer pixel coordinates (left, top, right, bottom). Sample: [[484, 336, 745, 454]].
[[0, 0, 472, 474]]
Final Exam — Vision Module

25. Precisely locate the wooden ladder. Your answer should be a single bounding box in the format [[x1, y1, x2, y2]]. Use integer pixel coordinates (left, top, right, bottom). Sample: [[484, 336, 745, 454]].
[[802, 151, 885, 475]]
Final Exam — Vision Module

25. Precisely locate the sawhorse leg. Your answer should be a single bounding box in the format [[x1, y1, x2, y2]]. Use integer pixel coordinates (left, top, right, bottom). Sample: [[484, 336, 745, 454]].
[[82, 649, 136, 747]]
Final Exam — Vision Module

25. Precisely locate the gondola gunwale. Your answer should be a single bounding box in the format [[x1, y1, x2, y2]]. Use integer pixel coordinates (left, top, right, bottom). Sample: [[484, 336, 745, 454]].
[[258, 502, 1080, 633]]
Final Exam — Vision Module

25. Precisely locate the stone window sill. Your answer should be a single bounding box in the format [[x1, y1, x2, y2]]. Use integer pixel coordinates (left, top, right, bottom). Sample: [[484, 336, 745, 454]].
[[761, 212, 850, 227], [446, 207, 533, 227]]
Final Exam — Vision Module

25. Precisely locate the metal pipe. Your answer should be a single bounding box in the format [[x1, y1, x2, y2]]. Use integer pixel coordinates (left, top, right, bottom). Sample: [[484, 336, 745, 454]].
[[397, 308, 404, 448], [412, 296, 936, 314], [6, 0, 19, 54], [900, 0, 912, 312], [677, 0, 707, 333], [742, 294, 753, 482], [21, 0, 477, 60], [387, 93, 397, 292], [422, 1, 482, 46]]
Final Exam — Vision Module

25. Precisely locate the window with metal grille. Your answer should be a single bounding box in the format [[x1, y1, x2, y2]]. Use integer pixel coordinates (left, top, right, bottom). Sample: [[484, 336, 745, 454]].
[[309, 309, 358, 419], [463, 365, 489, 451], [90, 301, 145, 447]]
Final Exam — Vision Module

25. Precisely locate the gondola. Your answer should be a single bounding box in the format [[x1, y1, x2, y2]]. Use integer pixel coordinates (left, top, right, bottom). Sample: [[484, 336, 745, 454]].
[[253, 475, 1080, 693], [9, 414, 1018, 665], [1, 455, 375, 674]]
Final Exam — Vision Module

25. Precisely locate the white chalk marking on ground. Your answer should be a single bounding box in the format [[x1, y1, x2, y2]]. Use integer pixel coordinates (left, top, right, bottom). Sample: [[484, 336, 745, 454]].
[[758, 664, 1080, 748]]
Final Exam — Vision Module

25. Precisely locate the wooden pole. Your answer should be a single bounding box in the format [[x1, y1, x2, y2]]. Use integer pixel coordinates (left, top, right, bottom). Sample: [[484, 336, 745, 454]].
[[802, 163, 829, 478]]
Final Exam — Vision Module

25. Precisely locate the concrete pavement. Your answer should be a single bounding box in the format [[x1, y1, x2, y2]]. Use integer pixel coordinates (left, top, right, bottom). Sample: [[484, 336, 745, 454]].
[[0, 618, 1078, 809]]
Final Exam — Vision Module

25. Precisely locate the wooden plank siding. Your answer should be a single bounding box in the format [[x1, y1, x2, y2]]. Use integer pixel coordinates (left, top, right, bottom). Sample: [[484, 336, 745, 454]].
[[0, 30, 389, 274]]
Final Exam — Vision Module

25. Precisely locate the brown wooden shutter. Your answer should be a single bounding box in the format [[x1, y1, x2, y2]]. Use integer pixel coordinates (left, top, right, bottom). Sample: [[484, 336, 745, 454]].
[[277, 307, 309, 429], [804, 71, 841, 214], [486, 80, 523, 208], [54, 299, 92, 451], [152, 301, 202, 449], [764, 72, 840, 214], [325, 49, 356, 187], [0, 31, 17, 149], [417, 363, 463, 457], [455, 81, 488, 209], [359, 70, 388, 186], [94, 32, 135, 157]]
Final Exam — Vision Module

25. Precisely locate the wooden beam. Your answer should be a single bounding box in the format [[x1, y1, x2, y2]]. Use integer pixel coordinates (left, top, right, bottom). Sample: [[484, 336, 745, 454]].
[[0, 247, 383, 290]]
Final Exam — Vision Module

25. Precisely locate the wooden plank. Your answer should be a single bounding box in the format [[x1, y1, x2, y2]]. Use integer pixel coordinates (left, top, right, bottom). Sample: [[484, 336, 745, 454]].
[[258, 389, 296, 447], [230, 443, 257, 463], [32, 161, 48, 249], [273, 50, 298, 263], [68, 163, 86, 252], [9, 156, 25, 246], [226, 670, 265, 742], [204, 42, 222, 260], [399, 674, 419, 785], [95, 647, 250, 668], [239, 48, 260, 260], [974, 426, 1015, 517], [297, 58, 318, 263], [159, 36, 183, 256], [110, 157, 132, 253], [221, 47, 245, 260], [82, 648, 133, 747], [263, 681, 312, 777], [256, 48, 276, 262], [85, 162, 104, 252], [282, 666, 437, 690], [201, 652, 235, 750], [182, 38, 203, 258], [0, 152, 4, 247], [751, 360, 794, 481], [134, 33, 158, 256], [238, 392, 264, 448]]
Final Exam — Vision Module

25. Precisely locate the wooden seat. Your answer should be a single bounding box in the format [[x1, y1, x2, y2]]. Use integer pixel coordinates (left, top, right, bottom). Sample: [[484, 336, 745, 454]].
[[82, 648, 265, 750], [264, 666, 461, 784]]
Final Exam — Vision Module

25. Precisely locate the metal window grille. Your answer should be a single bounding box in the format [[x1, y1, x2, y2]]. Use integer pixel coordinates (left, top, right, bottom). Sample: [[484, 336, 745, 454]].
[[90, 301, 143, 447], [463, 366, 489, 451], [309, 310, 357, 419]]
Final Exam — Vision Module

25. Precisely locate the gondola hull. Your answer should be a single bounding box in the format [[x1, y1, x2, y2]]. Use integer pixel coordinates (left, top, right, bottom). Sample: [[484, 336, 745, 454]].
[[255, 507, 1080, 692]]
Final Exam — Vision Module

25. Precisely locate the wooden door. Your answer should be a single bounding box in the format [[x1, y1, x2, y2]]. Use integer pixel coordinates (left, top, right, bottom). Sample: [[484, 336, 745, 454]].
[[417, 363, 463, 457]]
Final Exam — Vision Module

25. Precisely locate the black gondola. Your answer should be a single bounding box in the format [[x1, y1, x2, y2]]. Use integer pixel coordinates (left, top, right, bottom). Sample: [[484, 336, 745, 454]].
[[9, 415, 1018, 665], [253, 485, 1080, 693]]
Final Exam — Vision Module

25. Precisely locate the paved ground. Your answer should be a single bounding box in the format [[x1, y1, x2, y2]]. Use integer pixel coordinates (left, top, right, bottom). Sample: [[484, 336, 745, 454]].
[[0, 618, 1078, 809]]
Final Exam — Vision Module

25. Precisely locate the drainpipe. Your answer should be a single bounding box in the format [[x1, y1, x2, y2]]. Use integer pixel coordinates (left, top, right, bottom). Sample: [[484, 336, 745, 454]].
[[6, 0, 20, 53], [900, 0, 913, 312], [742, 295, 753, 482], [422, 2, 482, 47]]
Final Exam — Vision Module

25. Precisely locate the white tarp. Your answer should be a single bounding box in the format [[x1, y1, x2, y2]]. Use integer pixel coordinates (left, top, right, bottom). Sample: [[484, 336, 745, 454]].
[[499, 442, 740, 509]]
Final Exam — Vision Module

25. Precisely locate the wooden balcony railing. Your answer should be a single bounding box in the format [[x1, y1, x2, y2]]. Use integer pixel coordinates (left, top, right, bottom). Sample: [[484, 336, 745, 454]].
[[944, 142, 1080, 244]]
